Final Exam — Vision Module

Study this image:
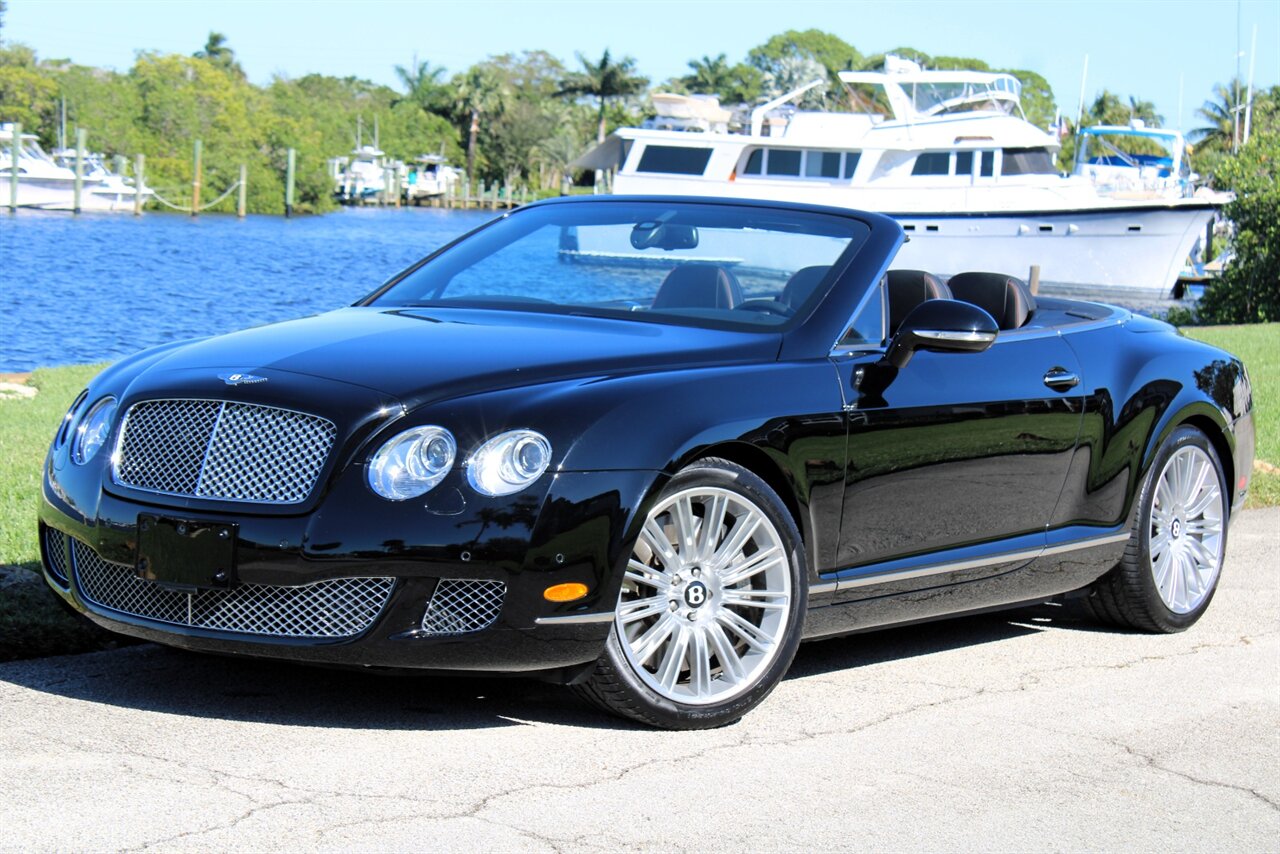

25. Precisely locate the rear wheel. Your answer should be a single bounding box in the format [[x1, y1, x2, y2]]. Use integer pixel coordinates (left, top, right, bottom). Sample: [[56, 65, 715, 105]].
[[575, 458, 806, 728], [1084, 425, 1228, 632]]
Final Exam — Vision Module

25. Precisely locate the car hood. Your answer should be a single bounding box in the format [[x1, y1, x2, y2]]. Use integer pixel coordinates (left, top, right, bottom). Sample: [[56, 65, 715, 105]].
[[139, 306, 781, 406]]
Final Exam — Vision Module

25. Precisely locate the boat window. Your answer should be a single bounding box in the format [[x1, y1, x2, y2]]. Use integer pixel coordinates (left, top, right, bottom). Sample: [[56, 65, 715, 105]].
[[911, 152, 950, 176], [980, 151, 995, 177], [954, 151, 973, 176], [1001, 147, 1056, 176], [636, 145, 713, 175], [768, 149, 801, 176], [741, 148, 860, 181], [805, 151, 843, 179]]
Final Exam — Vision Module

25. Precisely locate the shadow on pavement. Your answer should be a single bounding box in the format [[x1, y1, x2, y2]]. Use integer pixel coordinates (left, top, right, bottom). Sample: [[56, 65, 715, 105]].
[[0, 599, 1107, 731]]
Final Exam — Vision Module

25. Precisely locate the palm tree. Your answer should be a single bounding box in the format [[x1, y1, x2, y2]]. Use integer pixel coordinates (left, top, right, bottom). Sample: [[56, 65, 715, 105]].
[[1192, 81, 1245, 153], [558, 49, 648, 144], [683, 54, 732, 94], [453, 66, 506, 178], [194, 31, 244, 78], [395, 57, 447, 115]]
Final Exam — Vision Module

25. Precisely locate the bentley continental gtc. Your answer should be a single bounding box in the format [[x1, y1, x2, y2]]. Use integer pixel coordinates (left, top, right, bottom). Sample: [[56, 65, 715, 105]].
[[39, 196, 1254, 728]]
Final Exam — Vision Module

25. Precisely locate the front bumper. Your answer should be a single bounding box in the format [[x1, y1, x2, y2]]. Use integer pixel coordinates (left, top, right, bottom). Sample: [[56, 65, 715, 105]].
[[40, 462, 661, 680]]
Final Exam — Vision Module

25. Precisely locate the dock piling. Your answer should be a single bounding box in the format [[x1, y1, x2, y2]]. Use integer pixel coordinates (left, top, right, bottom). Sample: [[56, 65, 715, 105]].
[[1028, 265, 1041, 295], [133, 153, 145, 215], [73, 128, 86, 214], [285, 148, 296, 217], [237, 164, 247, 218], [7, 121, 18, 212], [191, 139, 202, 216]]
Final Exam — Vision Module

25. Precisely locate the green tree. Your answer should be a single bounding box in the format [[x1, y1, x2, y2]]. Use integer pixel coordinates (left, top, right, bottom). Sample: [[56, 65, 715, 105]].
[[453, 64, 506, 177], [1197, 133, 1280, 323], [680, 53, 762, 104], [394, 57, 448, 115], [0, 44, 58, 131], [193, 32, 244, 80], [558, 49, 648, 144], [747, 29, 862, 81]]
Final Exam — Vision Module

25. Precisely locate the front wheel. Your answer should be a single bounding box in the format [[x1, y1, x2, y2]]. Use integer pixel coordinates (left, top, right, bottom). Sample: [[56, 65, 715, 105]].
[[575, 458, 806, 729], [1084, 425, 1229, 632]]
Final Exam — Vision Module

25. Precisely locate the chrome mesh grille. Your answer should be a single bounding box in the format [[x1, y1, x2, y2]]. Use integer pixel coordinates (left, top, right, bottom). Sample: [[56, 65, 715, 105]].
[[72, 540, 394, 639], [44, 528, 69, 586], [113, 399, 337, 504], [421, 579, 506, 635]]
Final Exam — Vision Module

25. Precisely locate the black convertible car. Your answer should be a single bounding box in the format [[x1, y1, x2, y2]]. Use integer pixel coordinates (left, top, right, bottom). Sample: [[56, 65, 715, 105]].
[[40, 196, 1254, 729]]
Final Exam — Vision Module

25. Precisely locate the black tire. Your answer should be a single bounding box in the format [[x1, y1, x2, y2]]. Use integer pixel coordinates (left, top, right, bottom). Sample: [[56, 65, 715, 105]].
[[1083, 425, 1229, 633], [574, 457, 807, 729]]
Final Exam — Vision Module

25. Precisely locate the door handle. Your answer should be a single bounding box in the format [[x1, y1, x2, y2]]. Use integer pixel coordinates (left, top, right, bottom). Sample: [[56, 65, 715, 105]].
[[1043, 368, 1080, 391]]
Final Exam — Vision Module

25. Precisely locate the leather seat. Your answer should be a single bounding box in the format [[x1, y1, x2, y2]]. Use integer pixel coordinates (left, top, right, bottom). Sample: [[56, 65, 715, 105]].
[[780, 265, 831, 309], [946, 272, 1036, 330], [652, 264, 743, 310], [886, 270, 951, 335]]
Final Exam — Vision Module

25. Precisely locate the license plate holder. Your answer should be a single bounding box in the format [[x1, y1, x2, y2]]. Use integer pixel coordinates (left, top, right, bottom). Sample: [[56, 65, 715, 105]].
[[136, 515, 237, 589]]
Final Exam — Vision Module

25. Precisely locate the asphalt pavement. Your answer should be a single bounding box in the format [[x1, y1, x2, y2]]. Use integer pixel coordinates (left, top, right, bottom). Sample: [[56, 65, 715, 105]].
[[2, 508, 1277, 852]]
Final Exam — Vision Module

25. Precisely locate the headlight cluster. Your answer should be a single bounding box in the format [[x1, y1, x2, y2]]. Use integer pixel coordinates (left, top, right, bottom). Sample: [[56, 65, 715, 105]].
[[367, 426, 551, 501], [72, 396, 118, 465]]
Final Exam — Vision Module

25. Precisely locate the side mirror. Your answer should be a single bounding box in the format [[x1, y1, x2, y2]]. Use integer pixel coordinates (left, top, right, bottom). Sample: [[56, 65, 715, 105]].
[[881, 299, 998, 370]]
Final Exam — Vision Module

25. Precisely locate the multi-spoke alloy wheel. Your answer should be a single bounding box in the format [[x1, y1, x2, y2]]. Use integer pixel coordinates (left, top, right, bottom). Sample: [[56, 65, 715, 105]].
[[576, 458, 805, 728], [619, 485, 791, 705], [1084, 425, 1229, 633], [1149, 445, 1224, 614]]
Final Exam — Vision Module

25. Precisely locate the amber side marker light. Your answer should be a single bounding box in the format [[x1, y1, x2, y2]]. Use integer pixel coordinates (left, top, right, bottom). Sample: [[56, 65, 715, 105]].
[[544, 583, 589, 602]]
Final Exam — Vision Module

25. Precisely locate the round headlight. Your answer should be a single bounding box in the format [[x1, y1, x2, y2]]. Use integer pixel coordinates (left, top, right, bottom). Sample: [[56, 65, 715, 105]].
[[55, 390, 89, 450], [71, 396, 117, 465], [467, 430, 552, 496], [368, 425, 456, 500]]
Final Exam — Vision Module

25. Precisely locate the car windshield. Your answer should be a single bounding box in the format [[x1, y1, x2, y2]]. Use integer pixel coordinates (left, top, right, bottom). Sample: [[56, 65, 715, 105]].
[[369, 200, 871, 331]]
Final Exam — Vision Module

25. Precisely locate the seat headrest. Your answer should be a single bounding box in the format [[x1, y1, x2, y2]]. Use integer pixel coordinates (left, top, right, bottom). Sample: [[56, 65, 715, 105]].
[[885, 269, 951, 335], [652, 264, 743, 310], [781, 266, 831, 308], [946, 272, 1036, 330]]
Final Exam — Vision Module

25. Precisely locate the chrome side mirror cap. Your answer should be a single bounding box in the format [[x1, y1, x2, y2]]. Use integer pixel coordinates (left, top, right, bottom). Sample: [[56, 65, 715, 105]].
[[881, 299, 998, 370]]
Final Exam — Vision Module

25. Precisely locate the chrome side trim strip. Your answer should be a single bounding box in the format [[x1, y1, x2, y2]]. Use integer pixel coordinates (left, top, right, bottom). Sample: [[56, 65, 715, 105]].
[[534, 612, 615, 626], [839, 547, 1043, 590], [1043, 532, 1130, 555], [834, 531, 1131, 591], [809, 581, 839, 595]]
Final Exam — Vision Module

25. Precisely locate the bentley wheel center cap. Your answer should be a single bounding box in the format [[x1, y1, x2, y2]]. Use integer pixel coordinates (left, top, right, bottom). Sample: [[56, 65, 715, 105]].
[[1171, 518, 1183, 540], [683, 580, 710, 608]]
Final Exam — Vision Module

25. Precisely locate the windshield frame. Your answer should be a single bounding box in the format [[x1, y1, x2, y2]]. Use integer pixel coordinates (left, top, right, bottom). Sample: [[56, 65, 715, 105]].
[[359, 197, 879, 336]]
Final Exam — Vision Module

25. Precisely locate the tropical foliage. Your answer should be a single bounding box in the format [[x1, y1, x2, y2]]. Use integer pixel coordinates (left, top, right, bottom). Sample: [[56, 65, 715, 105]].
[[1196, 133, 1280, 324]]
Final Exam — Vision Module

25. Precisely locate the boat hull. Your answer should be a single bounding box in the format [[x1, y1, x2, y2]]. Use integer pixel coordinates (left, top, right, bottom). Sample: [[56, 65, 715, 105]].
[[888, 204, 1216, 297], [4, 176, 150, 213]]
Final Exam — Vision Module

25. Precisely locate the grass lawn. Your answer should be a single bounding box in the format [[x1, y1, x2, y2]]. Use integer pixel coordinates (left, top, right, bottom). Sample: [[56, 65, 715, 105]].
[[1184, 323, 1279, 508], [0, 364, 121, 660]]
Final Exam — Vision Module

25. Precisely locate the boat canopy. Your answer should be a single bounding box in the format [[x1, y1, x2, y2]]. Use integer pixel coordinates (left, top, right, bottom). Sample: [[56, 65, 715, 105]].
[[839, 57, 1023, 121]]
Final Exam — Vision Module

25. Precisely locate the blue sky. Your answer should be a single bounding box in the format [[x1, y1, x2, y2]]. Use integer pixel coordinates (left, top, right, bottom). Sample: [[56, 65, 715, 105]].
[[6, 0, 1278, 131]]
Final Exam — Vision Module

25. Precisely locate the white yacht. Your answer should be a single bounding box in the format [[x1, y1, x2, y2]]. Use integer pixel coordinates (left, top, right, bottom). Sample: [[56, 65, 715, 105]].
[[403, 154, 460, 204], [1071, 121, 1212, 201], [574, 58, 1223, 298], [335, 144, 391, 204], [1, 124, 152, 212]]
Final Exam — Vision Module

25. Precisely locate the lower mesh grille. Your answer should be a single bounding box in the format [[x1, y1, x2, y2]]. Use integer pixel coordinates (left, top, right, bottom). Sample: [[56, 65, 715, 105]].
[[71, 540, 394, 639], [44, 528, 69, 586], [421, 579, 506, 635]]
